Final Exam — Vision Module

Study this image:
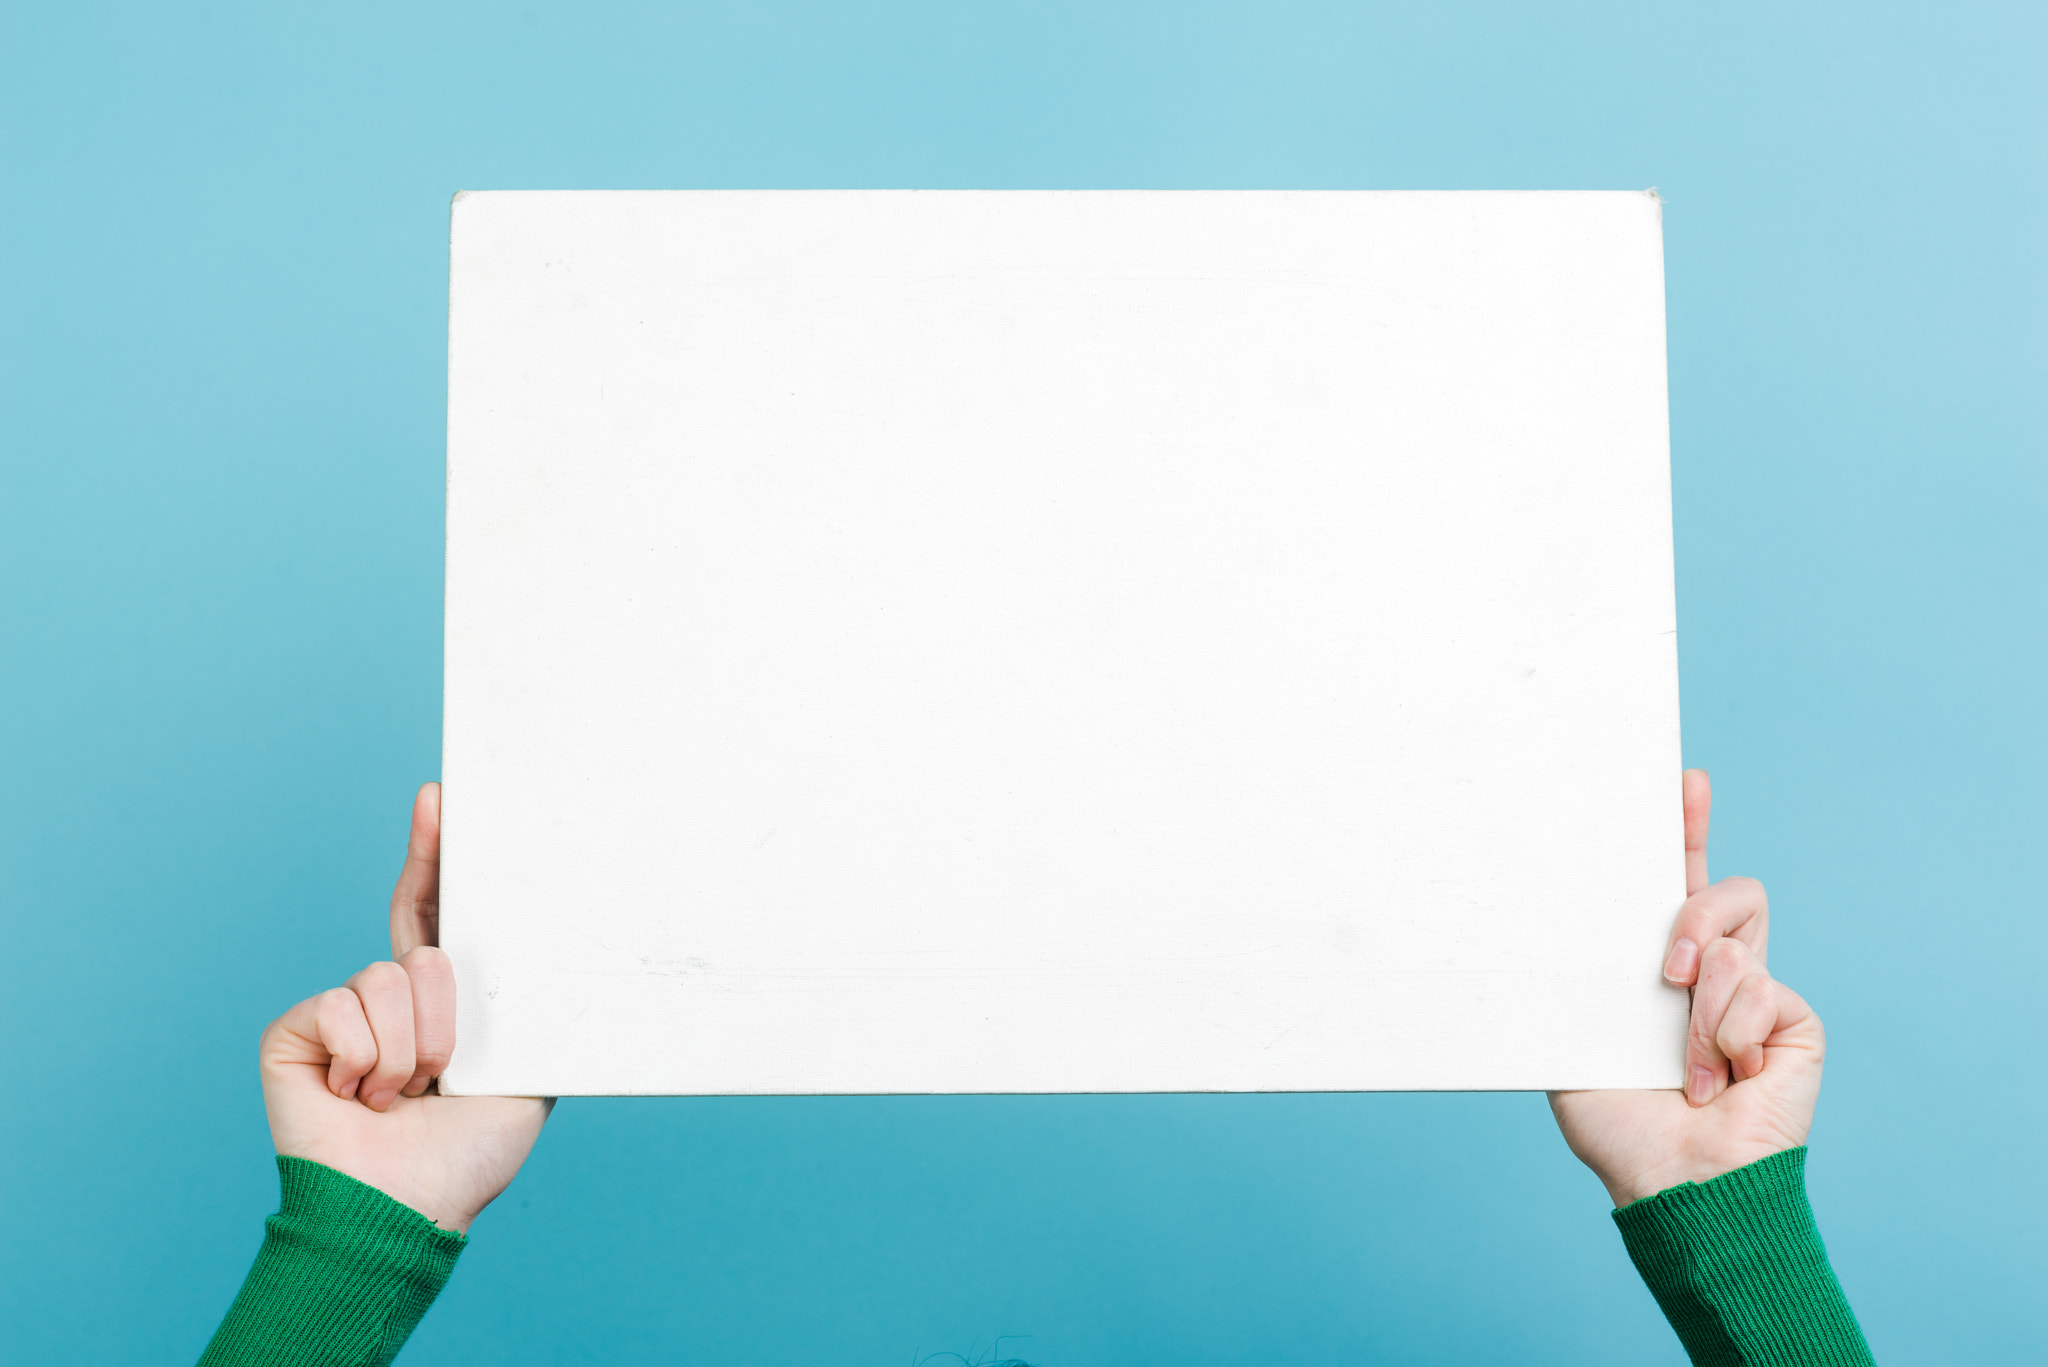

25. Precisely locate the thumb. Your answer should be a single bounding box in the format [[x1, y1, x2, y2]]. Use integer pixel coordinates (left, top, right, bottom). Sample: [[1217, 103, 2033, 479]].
[[390, 783, 441, 957]]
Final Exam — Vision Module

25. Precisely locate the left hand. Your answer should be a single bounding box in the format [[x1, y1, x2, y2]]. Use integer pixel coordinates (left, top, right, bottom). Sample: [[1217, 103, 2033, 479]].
[[1548, 770, 1826, 1207], [257, 782, 551, 1233]]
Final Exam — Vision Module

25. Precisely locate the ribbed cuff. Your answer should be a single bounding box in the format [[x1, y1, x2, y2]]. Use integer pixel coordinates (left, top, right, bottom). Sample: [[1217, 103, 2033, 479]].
[[197, 1157, 465, 1366], [1615, 1147, 1873, 1367]]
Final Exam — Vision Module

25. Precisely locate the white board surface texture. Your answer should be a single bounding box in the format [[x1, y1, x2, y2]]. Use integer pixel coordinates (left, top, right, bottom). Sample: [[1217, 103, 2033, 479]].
[[441, 190, 1687, 1096]]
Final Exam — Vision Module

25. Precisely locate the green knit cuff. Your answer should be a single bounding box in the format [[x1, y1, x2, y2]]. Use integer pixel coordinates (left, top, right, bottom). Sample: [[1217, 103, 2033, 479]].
[[1615, 1147, 1873, 1367], [197, 1157, 465, 1366]]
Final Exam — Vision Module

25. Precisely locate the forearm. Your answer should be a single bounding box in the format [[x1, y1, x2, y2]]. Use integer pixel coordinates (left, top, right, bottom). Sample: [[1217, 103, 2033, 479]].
[[198, 1157, 464, 1366], [1617, 1147, 1873, 1367]]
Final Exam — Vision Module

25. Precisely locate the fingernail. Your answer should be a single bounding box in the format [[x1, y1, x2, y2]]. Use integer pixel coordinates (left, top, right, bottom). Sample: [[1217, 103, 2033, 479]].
[[1664, 938, 1700, 983], [1687, 1066, 1714, 1105], [367, 1088, 397, 1111], [402, 1075, 430, 1097]]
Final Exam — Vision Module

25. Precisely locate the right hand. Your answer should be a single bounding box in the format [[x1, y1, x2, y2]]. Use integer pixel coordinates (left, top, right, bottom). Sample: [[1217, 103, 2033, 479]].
[[257, 782, 550, 1233], [1548, 771, 1827, 1207]]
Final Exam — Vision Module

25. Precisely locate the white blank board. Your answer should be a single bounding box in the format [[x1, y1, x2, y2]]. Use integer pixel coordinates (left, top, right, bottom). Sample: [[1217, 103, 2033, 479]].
[[440, 190, 1689, 1096]]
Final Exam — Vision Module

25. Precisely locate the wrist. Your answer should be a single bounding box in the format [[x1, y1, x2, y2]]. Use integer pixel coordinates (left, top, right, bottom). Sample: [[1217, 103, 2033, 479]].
[[1603, 1141, 1800, 1209], [1605, 1160, 1696, 1209]]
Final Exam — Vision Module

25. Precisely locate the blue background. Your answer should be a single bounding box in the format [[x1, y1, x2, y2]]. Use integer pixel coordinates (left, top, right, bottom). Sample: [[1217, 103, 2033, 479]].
[[3, 4, 2041, 1362]]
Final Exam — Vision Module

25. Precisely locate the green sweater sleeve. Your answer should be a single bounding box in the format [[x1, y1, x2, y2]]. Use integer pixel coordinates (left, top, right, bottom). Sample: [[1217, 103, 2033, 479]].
[[1616, 1147, 1874, 1366], [197, 1156, 465, 1366], [202, 1147, 1869, 1366]]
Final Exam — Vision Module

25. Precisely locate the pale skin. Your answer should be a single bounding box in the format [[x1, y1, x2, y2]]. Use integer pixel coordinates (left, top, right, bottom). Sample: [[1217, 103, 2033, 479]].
[[261, 769, 1821, 1233], [1549, 769, 1825, 1206], [259, 784, 548, 1234]]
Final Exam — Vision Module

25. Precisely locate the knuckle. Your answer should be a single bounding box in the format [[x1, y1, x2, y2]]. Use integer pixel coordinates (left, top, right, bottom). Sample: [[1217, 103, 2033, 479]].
[[1725, 875, 1769, 915], [355, 960, 408, 995], [400, 945, 453, 980], [1699, 937, 1750, 973]]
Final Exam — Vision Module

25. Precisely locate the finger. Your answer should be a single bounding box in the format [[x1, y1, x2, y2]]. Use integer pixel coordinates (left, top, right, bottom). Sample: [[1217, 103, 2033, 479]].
[[260, 989, 377, 1098], [1715, 973, 1795, 1083], [1685, 937, 1766, 1106], [296, 987, 378, 1100], [345, 961, 418, 1111], [399, 945, 456, 1097], [391, 782, 442, 957], [1682, 769, 1711, 896], [1663, 875, 1769, 986]]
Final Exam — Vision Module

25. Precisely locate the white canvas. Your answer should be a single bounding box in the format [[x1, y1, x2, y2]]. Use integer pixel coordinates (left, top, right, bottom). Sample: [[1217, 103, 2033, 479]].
[[439, 190, 1688, 1097]]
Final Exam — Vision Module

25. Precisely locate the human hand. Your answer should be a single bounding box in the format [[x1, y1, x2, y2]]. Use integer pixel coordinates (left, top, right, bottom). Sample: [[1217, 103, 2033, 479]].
[[1548, 771, 1825, 1207], [257, 783, 550, 1233]]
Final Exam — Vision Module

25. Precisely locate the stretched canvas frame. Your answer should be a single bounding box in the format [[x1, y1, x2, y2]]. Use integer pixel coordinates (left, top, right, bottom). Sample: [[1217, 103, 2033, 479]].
[[439, 190, 1688, 1097]]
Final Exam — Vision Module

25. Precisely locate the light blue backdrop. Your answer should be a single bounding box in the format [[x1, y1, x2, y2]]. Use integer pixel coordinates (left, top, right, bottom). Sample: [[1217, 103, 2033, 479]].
[[3, 4, 2040, 1363]]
